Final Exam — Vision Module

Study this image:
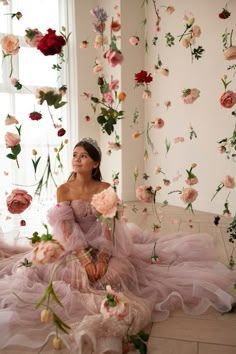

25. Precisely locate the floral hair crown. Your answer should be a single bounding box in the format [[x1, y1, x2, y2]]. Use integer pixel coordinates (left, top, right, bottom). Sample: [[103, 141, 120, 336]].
[[80, 137, 101, 157]]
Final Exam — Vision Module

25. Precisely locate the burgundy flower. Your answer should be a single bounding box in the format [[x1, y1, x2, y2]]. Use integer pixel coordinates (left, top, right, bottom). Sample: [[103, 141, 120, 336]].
[[37, 28, 66, 56], [134, 70, 153, 85], [218, 8, 231, 19], [29, 111, 42, 121], [20, 219, 26, 226], [57, 128, 66, 137]]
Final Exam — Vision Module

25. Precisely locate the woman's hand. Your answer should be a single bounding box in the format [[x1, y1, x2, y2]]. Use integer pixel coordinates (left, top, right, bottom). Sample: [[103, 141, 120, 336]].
[[95, 261, 108, 280], [85, 263, 97, 282]]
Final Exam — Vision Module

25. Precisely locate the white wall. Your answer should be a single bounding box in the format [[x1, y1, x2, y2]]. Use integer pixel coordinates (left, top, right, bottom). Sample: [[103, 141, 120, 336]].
[[144, 0, 236, 214], [73, 0, 236, 215]]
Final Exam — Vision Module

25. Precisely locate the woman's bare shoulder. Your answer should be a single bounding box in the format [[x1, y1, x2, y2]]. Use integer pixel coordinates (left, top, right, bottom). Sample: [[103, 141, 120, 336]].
[[57, 182, 71, 202], [98, 181, 111, 191]]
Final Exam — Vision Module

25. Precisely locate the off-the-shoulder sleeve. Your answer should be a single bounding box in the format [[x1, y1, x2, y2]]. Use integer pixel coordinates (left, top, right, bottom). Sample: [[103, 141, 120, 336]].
[[47, 202, 88, 252]]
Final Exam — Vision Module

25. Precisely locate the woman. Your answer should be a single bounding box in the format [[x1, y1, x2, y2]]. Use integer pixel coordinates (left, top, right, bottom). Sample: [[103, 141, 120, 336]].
[[0, 137, 235, 354]]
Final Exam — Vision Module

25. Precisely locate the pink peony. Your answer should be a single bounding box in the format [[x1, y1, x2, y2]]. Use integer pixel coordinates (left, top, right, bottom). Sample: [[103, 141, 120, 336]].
[[91, 186, 119, 218], [1, 34, 20, 55], [181, 187, 198, 204], [223, 175, 235, 188], [5, 132, 20, 147], [136, 185, 153, 203], [32, 240, 64, 265], [220, 90, 236, 108], [6, 189, 32, 214], [104, 49, 123, 67]]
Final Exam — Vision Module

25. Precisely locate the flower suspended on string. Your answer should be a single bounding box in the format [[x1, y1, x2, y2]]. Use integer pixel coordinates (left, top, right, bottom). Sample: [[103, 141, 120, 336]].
[[37, 28, 66, 56], [181, 88, 200, 104], [0, 34, 20, 77], [218, 5, 231, 19], [29, 111, 42, 121], [180, 187, 198, 213], [185, 163, 198, 186], [24, 28, 43, 47], [6, 189, 32, 214], [134, 70, 153, 98], [5, 114, 19, 125], [211, 175, 235, 201], [11, 77, 23, 90], [129, 36, 139, 46], [5, 125, 22, 168]]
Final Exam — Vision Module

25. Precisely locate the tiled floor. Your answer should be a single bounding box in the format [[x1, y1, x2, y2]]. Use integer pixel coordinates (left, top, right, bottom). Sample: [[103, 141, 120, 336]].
[[1, 202, 236, 354], [124, 202, 236, 354]]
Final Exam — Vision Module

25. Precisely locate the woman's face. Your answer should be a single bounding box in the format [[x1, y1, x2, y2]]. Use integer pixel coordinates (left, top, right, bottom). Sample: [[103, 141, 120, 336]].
[[72, 146, 98, 175]]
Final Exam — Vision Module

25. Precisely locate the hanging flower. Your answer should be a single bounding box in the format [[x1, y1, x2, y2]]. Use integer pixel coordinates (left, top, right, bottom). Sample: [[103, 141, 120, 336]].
[[220, 90, 236, 108], [104, 48, 123, 67], [6, 189, 32, 214], [79, 40, 88, 48], [180, 187, 198, 213], [37, 28, 66, 56], [24, 28, 43, 47], [1, 34, 20, 55], [5, 114, 19, 125], [152, 118, 164, 128], [166, 6, 175, 15], [182, 88, 200, 104], [129, 36, 139, 46], [218, 7, 231, 19], [211, 175, 235, 201], [111, 20, 121, 32], [134, 70, 153, 86], [29, 111, 42, 121], [224, 46, 236, 60], [185, 163, 198, 185], [57, 128, 66, 137], [136, 185, 155, 203]]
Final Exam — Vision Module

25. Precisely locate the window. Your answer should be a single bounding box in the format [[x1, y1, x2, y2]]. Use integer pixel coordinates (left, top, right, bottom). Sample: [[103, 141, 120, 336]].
[[0, 0, 73, 243]]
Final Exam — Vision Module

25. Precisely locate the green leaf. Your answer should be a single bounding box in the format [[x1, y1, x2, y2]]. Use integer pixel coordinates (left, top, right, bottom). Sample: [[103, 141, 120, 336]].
[[11, 144, 21, 155], [97, 115, 107, 124], [6, 153, 17, 160], [32, 156, 41, 174], [50, 283, 64, 308], [54, 101, 67, 109]]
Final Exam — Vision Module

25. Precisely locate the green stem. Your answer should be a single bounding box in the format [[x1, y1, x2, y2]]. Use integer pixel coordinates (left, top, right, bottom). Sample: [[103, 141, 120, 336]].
[[9, 55, 13, 78]]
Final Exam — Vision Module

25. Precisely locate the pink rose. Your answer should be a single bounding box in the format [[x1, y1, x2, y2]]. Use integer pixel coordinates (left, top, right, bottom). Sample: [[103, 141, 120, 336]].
[[185, 177, 198, 185], [103, 91, 114, 105], [223, 175, 235, 188], [1, 34, 20, 55], [220, 90, 236, 108], [104, 49, 123, 67], [181, 187, 198, 204], [32, 240, 64, 265], [129, 36, 139, 46], [153, 118, 164, 128], [192, 25, 201, 38], [136, 185, 153, 203], [5, 132, 20, 147], [109, 79, 119, 90], [6, 189, 32, 214], [91, 187, 119, 218], [174, 137, 185, 143], [182, 88, 200, 104], [24, 28, 43, 48]]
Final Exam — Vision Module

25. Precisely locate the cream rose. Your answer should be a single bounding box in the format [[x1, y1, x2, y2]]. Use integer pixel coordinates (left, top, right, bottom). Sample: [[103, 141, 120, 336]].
[[1, 34, 20, 55], [91, 186, 119, 218], [32, 240, 64, 265]]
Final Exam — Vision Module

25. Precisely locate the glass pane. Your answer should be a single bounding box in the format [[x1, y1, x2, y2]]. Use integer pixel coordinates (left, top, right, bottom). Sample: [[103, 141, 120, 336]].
[[19, 47, 58, 86], [12, 0, 59, 36], [0, 93, 10, 142], [0, 4, 8, 33]]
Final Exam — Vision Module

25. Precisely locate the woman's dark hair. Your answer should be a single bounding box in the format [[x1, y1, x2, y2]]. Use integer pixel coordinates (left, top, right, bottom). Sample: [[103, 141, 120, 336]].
[[68, 140, 102, 181]]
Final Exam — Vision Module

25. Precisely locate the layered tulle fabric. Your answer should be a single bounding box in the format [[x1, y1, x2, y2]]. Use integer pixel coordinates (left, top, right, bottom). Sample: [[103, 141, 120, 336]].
[[0, 200, 235, 353]]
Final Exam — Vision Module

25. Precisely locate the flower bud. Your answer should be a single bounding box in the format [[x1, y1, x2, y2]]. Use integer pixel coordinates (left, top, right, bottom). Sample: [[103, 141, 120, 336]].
[[52, 336, 62, 350], [40, 309, 51, 323], [32, 149, 37, 156]]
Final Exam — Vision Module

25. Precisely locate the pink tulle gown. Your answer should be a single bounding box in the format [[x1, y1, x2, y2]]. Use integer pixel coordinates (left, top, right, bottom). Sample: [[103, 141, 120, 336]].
[[0, 200, 235, 354]]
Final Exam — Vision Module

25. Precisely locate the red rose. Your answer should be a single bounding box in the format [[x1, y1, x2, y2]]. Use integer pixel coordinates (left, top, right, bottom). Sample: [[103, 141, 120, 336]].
[[220, 90, 236, 108], [37, 28, 66, 56], [134, 70, 153, 84], [57, 128, 66, 137], [218, 9, 230, 19], [29, 111, 42, 121]]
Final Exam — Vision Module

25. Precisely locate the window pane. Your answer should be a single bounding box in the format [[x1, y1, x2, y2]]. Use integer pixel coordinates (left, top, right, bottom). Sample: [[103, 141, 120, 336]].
[[19, 47, 58, 86], [12, 0, 59, 36], [0, 5, 8, 33], [0, 49, 3, 83]]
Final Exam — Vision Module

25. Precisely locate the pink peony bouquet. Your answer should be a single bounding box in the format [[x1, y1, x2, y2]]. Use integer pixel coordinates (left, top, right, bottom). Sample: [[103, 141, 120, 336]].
[[91, 186, 119, 218], [100, 285, 129, 320], [6, 189, 32, 214]]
